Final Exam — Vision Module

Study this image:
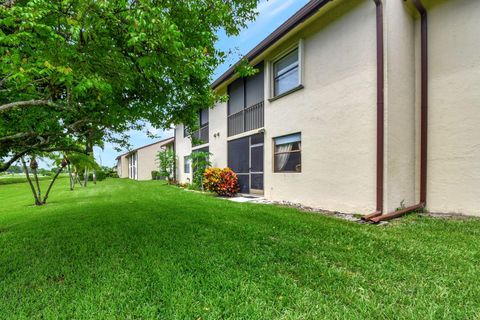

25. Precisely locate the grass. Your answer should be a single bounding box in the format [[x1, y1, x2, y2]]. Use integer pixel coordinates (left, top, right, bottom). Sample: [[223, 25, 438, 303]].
[[0, 174, 63, 185], [1, 179, 479, 319]]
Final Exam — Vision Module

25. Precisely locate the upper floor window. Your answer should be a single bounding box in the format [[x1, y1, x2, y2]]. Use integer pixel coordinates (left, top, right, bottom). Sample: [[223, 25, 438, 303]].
[[273, 48, 299, 97], [273, 133, 301, 173], [227, 63, 265, 137], [200, 109, 209, 127]]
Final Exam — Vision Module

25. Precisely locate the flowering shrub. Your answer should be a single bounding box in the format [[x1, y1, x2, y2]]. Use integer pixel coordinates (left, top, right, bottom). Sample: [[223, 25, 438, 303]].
[[203, 167, 240, 197]]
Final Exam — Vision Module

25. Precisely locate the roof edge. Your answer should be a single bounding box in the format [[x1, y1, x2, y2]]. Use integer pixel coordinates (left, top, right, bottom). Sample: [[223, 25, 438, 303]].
[[211, 0, 331, 89], [116, 136, 174, 159]]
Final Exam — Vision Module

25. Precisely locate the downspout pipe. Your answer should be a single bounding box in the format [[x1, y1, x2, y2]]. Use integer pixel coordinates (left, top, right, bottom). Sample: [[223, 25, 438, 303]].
[[362, 0, 384, 221], [415, 0, 428, 206], [367, 0, 428, 223]]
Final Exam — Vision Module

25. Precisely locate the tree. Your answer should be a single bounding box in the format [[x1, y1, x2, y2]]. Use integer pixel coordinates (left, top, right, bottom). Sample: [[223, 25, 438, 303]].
[[20, 155, 68, 205], [5, 164, 21, 174], [188, 151, 211, 190], [62, 152, 99, 189], [157, 149, 176, 183], [0, 0, 260, 174]]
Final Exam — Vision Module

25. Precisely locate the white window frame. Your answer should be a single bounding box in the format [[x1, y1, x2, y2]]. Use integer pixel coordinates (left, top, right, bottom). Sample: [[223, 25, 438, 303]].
[[184, 156, 191, 174], [128, 152, 138, 180], [273, 132, 302, 173], [269, 39, 305, 100]]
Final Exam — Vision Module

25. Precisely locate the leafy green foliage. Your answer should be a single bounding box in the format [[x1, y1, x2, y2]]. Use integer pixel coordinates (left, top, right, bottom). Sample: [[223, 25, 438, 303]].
[[4, 164, 22, 174], [203, 167, 239, 197], [151, 170, 160, 180], [88, 171, 106, 182], [187, 151, 211, 189], [235, 58, 259, 77], [156, 149, 176, 182], [0, 0, 260, 171], [101, 166, 119, 178], [62, 152, 99, 173]]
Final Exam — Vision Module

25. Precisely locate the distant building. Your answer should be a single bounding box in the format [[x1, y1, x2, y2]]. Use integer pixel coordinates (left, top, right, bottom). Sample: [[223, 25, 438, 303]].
[[116, 137, 174, 180]]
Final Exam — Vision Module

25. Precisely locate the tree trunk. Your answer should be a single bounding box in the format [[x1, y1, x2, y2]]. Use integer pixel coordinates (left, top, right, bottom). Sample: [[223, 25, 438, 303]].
[[20, 157, 42, 205], [32, 168, 42, 201], [43, 166, 64, 204], [93, 169, 97, 184], [68, 164, 74, 190], [84, 168, 88, 187]]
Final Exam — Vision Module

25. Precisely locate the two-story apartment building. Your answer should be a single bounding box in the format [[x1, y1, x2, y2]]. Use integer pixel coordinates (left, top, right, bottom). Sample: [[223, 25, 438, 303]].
[[175, 0, 480, 219], [117, 137, 174, 180]]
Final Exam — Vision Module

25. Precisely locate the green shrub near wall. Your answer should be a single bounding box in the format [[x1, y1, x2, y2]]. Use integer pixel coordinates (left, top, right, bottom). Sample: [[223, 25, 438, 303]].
[[151, 171, 160, 180], [88, 171, 107, 181]]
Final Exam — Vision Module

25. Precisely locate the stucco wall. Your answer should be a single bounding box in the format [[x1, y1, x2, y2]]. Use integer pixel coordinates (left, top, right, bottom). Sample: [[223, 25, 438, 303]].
[[136, 144, 159, 180], [208, 97, 228, 168], [116, 159, 122, 177], [425, 0, 480, 216], [383, 0, 417, 212], [262, 0, 377, 213], [117, 155, 129, 178], [175, 125, 193, 183], [175, 97, 228, 183]]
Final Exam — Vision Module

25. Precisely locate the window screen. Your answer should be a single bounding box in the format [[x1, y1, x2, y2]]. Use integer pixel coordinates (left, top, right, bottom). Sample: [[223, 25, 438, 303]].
[[200, 109, 209, 127], [228, 78, 245, 116], [245, 63, 264, 107], [227, 137, 249, 173], [273, 133, 301, 173], [184, 156, 190, 173], [273, 48, 299, 96]]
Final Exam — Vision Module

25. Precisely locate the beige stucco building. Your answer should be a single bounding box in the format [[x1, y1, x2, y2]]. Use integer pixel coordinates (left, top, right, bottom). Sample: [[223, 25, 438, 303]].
[[116, 137, 174, 181], [175, 0, 480, 218]]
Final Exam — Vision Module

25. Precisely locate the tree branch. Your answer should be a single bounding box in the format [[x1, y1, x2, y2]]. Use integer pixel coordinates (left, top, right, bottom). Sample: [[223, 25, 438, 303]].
[[0, 150, 30, 172], [0, 74, 12, 88], [0, 131, 38, 142], [0, 99, 57, 112]]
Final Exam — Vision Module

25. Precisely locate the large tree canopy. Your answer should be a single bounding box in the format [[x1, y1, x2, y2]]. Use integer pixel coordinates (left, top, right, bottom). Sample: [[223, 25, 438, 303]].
[[0, 0, 259, 171]]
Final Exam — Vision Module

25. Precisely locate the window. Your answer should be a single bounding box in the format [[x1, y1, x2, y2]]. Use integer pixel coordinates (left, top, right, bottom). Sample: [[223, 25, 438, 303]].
[[273, 133, 301, 173], [227, 63, 265, 136], [184, 156, 191, 173], [200, 109, 209, 127], [273, 48, 299, 97], [128, 152, 138, 179]]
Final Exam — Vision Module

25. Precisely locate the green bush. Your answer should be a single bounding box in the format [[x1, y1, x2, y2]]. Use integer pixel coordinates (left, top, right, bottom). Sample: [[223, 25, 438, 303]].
[[88, 170, 107, 181], [102, 166, 119, 178], [108, 172, 119, 178], [156, 150, 176, 182], [187, 151, 211, 189], [151, 171, 159, 180]]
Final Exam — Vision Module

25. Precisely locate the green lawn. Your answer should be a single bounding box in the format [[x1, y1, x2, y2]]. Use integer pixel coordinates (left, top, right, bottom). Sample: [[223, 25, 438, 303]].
[[0, 174, 65, 185], [1, 179, 479, 319]]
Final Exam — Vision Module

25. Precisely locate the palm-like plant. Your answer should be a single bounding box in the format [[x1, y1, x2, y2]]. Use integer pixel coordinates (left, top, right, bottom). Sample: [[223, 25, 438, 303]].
[[61, 152, 99, 189]]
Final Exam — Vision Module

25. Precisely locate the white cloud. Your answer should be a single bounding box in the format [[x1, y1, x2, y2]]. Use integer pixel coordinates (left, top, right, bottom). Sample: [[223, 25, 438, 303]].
[[268, 0, 297, 16], [238, 0, 299, 43], [256, 0, 297, 18], [146, 122, 160, 136]]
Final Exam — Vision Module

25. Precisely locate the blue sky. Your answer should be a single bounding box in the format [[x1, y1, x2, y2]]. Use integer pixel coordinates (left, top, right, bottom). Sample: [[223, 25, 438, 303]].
[[94, 0, 310, 168]]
